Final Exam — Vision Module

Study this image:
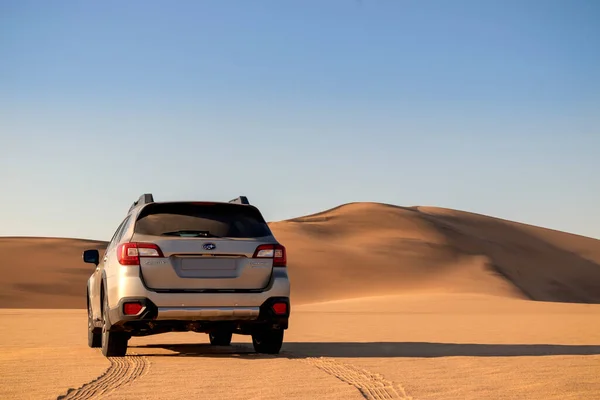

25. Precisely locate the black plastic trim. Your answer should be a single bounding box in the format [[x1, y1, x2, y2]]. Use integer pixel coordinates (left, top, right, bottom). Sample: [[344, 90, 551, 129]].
[[229, 196, 250, 205], [259, 296, 290, 317], [108, 297, 158, 327], [257, 296, 290, 329]]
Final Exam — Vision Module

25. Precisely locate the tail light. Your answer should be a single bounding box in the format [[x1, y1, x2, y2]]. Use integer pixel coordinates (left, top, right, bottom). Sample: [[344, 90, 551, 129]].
[[272, 302, 288, 315], [117, 243, 164, 265], [253, 244, 286, 267], [123, 302, 143, 315]]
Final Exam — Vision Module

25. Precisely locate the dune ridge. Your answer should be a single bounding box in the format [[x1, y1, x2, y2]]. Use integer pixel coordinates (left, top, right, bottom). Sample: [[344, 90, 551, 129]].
[[1, 202, 599, 308], [272, 202, 600, 304]]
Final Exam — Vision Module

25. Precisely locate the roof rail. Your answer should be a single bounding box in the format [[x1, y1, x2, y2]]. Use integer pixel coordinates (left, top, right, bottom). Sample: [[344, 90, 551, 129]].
[[129, 193, 154, 212], [229, 196, 250, 205]]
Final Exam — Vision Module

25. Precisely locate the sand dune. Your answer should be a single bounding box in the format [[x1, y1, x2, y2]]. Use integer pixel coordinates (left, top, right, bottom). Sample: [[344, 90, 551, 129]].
[[271, 202, 600, 304], [415, 206, 600, 302], [1, 202, 599, 308], [0, 238, 107, 308]]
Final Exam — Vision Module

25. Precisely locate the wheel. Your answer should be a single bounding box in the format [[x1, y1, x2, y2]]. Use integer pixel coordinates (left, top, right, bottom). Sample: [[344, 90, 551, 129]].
[[87, 295, 101, 348], [209, 331, 233, 346], [252, 328, 284, 354], [101, 293, 128, 357]]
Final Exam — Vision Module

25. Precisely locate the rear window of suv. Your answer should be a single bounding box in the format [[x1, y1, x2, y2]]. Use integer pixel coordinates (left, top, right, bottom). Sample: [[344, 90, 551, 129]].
[[134, 202, 272, 238]]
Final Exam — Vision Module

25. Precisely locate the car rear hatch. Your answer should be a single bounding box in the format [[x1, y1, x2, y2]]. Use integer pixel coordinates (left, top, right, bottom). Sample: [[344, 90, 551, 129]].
[[131, 202, 278, 291]]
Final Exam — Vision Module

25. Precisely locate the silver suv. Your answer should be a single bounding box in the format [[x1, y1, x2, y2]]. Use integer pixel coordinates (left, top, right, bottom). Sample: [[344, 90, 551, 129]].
[[83, 194, 290, 357]]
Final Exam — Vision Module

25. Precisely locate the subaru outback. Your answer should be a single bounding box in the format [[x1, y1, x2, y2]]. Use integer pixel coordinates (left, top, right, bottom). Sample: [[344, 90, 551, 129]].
[[83, 194, 290, 357]]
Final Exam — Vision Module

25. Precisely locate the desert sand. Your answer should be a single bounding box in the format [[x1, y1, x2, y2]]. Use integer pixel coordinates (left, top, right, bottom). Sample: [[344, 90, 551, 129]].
[[1, 203, 599, 399], [0, 237, 107, 308]]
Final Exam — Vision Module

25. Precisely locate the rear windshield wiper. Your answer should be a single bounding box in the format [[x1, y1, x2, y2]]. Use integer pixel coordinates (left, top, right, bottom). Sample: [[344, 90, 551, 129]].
[[160, 230, 222, 238]]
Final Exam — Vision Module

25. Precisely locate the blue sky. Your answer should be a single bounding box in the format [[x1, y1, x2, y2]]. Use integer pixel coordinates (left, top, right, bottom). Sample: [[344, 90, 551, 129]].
[[1, 0, 599, 240]]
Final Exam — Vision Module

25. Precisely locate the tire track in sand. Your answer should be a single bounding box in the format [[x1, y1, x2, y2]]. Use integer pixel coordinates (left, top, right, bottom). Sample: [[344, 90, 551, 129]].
[[304, 357, 412, 400], [56, 355, 149, 400]]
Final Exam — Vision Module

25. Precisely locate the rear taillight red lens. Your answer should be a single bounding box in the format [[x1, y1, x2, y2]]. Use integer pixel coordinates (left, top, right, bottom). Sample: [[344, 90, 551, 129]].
[[253, 244, 286, 267], [117, 243, 164, 266], [272, 302, 288, 315], [123, 302, 143, 315]]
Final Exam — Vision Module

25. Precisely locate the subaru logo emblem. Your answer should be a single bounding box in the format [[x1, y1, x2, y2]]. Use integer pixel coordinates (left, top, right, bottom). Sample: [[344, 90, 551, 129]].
[[203, 243, 216, 250]]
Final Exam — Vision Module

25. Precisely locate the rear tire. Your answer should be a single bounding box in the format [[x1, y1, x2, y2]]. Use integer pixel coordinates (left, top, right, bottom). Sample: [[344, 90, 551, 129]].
[[101, 293, 128, 357], [87, 296, 101, 348], [252, 328, 284, 354], [88, 328, 102, 348], [209, 331, 233, 346]]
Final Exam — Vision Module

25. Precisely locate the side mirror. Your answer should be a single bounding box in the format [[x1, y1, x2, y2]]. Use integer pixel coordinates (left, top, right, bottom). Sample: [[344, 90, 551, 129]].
[[83, 249, 100, 266]]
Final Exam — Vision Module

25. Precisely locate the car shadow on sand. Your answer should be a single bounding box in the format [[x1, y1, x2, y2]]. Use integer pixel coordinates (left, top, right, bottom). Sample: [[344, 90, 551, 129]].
[[130, 341, 600, 359]]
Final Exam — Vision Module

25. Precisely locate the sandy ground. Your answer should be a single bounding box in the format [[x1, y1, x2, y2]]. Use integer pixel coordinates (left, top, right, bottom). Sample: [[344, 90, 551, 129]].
[[1, 294, 599, 400]]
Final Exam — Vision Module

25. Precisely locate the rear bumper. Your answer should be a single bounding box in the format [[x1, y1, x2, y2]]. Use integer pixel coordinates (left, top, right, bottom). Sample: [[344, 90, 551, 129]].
[[105, 267, 290, 330], [108, 296, 290, 334]]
